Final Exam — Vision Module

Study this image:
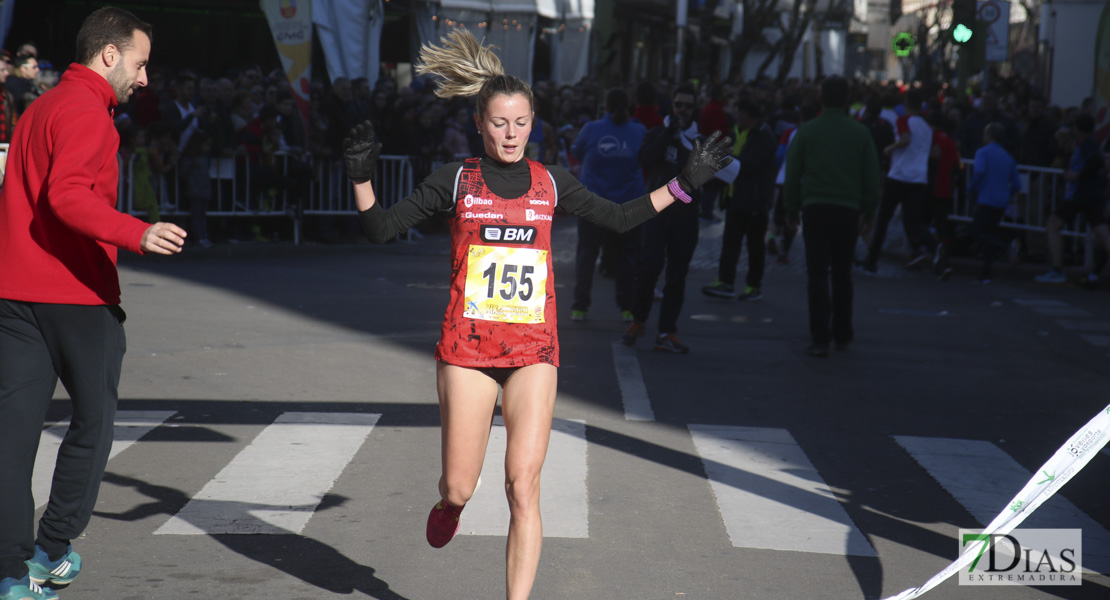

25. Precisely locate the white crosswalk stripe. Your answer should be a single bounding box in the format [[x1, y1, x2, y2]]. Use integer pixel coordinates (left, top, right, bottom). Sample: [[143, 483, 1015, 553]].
[[34, 410, 176, 508], [32, 405, 1110, 564], [1053, 319, 1110, 332], [1012, 299, 1070, 308], [1079, 333, 1110, 347], [689, 424, 876, 556], [612, 342, 654, 421], [462, 416, 589, 538], [894, 435, 1110, 574], [155, 411, 379, 535]]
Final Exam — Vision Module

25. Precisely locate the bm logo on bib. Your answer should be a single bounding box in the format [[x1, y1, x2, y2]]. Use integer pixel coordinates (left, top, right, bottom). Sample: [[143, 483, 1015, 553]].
[[480, 225, 537, 245]]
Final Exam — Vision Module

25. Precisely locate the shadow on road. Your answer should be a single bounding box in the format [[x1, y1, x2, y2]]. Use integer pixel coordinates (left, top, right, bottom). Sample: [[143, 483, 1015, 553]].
[[95, 472, 411, 599], [110, 230, 1110, 599]]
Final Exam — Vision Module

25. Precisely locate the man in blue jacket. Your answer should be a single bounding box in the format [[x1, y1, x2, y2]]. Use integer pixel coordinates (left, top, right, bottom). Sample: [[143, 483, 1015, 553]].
[[570, 88, 647, 322], [968, 122, 1022, 283]]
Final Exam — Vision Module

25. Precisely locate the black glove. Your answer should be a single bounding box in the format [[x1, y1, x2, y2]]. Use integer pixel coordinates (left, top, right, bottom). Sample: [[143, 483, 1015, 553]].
[[343, 120, 382, 182], [676, 131, 733, 194]]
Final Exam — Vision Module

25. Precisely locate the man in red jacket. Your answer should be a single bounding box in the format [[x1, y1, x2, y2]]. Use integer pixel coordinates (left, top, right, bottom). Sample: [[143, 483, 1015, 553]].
[[0, 8, 185, 600]]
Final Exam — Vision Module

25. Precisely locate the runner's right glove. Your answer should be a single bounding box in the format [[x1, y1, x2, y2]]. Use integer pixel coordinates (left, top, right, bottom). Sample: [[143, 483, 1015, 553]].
[[675, 130, 733, 195], [343, 120, 382, 182]]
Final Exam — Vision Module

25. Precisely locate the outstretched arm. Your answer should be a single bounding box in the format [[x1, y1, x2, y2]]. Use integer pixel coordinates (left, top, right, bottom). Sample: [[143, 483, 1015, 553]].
[[653, 130, 734, 211], [344, 121, 383, 212], [345, 120, 458, 242], [566, 131, 734, 230]]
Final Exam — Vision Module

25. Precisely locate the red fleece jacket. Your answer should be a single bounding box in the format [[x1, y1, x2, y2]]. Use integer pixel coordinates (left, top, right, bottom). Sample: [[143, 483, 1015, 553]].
[[0, 63, 150, 305]]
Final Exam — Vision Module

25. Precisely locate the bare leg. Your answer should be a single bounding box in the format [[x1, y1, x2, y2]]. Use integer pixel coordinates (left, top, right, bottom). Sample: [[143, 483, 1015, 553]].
[[499, 363, 558, 600], [436, 362, 498, 507]]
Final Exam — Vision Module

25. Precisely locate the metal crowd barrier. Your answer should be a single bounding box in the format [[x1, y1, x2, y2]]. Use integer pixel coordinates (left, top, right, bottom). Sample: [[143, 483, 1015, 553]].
[[116, 152, 419, 244], [949, 158, 1110, 266], [105, 152, 1109, 252], [948, 160, 1088, 237]]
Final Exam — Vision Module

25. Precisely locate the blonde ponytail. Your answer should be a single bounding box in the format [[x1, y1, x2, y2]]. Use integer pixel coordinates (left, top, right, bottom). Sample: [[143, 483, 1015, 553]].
[[415, 28, 534, 118], [416, 29, 504, 100]]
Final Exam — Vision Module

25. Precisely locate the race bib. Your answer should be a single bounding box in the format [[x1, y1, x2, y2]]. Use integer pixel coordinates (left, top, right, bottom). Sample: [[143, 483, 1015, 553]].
[[463, 245, 548, 323]]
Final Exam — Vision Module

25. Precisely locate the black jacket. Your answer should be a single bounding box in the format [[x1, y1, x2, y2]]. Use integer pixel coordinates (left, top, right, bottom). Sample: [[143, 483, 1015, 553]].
[[638, 120, 700, 216], [724, 120, 777, 212]]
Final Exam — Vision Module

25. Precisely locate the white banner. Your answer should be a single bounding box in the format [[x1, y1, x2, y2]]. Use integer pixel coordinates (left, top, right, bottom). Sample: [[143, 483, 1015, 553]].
[[882, 404, 1110, 600], [313, 0, 385, 86], [260, 0, 313, 141]]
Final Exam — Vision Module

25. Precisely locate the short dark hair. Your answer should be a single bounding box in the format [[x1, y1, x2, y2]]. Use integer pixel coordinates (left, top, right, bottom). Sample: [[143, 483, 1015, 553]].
[[906, 87, 926, 110], [800, 102, 820, 122], [13, 53, 35, 69], [820, 76, 849, 109], [230, 90, 250, 109], [635, 81, 657, 106], [605, 87, 630, 124], [985, 122, 1006, 142], [673, 84, 696, 100], [736, 99, 762, 120], [864, 95, 883, 117], [174, 72, 196, 90], [926, 110, 946, 129], [75, 6, 152, 66], [1074, 113, 1095, 134]]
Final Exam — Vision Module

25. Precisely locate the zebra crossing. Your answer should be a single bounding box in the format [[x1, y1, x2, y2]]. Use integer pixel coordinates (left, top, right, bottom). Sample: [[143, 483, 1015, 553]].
[[34, 410, 176, 509], [155, 412, 381, 535], [689, 424, 876, 556], [32, 404, 1110, 570], [896, 435, 1110, 574]]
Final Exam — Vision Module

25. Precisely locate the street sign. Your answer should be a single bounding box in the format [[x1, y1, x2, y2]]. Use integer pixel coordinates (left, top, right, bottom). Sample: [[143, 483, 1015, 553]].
[[977, 0, 1011, 62]]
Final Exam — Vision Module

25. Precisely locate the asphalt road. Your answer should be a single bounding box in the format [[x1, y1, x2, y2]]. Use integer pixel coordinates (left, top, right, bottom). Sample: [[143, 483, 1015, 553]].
[[32, 217, 1110, 600]]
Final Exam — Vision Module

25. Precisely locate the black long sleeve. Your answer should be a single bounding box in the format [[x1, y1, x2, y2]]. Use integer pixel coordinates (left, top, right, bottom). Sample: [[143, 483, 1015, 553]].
[[358, 156, 658, 242]]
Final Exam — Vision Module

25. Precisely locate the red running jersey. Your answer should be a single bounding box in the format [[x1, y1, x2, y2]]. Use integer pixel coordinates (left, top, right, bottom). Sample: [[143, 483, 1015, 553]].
[[435, 158, 561, 368]]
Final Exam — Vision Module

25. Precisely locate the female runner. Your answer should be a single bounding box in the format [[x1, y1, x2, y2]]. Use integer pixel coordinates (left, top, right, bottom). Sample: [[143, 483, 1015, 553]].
[[343, 30, 731, 600]]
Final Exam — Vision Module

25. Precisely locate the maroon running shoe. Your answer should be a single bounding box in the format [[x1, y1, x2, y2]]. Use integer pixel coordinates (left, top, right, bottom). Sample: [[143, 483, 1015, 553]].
[[426, 500, 464, 548]]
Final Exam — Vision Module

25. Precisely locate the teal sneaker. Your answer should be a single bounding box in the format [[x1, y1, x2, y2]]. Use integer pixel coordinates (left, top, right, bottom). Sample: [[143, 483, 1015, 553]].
[[26, 545, 81, 587], [570, 309, 586, 321], [0, 575, 58, 600], [1034, 269, 1067, 283]]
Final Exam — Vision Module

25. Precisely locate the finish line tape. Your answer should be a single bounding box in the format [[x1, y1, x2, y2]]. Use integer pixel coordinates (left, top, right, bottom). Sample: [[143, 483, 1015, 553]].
[[881, 403, 1110, 600]]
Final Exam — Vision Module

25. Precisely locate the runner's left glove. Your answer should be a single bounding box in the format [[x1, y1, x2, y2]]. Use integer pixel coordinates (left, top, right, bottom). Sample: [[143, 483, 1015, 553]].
[[343, 120, 382, 182], [675, 130, 733, 195]]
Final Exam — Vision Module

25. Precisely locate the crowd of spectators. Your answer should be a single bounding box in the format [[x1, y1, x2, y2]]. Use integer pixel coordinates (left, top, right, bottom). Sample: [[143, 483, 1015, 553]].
[[0, 38, 1102, 250]]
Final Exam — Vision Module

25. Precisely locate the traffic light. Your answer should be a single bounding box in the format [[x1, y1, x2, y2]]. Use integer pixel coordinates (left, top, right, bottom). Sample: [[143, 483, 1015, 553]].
[[953, 23, 973, 44], [951, 0, 985, 71], [952, 0, 976, 45]]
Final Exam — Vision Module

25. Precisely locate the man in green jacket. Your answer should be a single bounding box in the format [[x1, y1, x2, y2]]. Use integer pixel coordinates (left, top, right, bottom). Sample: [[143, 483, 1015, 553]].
[[783, 75, 880, 357]]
